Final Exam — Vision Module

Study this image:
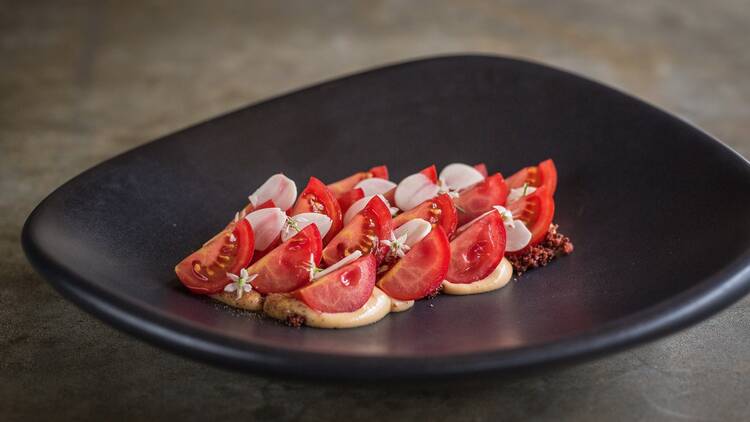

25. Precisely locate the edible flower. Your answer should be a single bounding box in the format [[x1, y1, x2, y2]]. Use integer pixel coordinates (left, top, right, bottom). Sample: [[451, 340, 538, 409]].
[[382, 231, 411, 259], [225, 268, 257, 300]]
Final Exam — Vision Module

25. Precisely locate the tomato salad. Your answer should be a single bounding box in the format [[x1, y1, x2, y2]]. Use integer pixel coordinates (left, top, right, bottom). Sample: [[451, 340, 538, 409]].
[[175, 160, 573, 329]]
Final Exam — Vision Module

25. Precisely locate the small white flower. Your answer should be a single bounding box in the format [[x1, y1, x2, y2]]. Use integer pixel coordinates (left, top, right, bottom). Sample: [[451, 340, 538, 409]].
[[229, 233, 237, 243], [225, 268, 257, 300], [233, 211, 241, 223], [437, 178, 460, 199], [306, 253, 321, 281], [493, 205, 515, 228], [381, 232, 410, 259]]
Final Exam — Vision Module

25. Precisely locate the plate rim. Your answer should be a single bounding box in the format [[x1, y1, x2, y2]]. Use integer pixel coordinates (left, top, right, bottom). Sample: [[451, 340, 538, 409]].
[[21, 54, 750, 379]]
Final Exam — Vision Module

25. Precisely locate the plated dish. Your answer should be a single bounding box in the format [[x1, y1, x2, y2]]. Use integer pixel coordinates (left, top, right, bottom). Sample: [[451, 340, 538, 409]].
[[175, 161, 573, 328], [22, 55, 750, 379]]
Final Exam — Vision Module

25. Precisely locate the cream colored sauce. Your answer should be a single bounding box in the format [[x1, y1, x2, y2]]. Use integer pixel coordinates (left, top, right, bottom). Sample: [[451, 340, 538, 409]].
[[263, 287, 392, 329], [442, 258, 513, 295], [390, 297, 415, 312], [211, 290, 264, 312]]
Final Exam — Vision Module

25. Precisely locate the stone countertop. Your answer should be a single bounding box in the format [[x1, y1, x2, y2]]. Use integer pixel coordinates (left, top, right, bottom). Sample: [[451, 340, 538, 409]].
[[2, 1, 748, 420]]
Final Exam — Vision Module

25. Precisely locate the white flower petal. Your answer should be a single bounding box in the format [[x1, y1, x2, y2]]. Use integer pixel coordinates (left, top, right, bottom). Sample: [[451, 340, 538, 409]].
[[393, 218, 432, 247], [242, 284, 253, 292], [395, 173, 440, 211], [505, 220, 532, 252], [343, 194, 390, 225], [248, 174, 297, 211], [224, 284, 237, 292], [244, 207, 285, 250], [439, 163, 485, 192], [282, 212, 332, 242], [227, 273, 240, 282], [507, 185, 536, 203], [313, 250, 363, 280], [354, 178, 397, 196]]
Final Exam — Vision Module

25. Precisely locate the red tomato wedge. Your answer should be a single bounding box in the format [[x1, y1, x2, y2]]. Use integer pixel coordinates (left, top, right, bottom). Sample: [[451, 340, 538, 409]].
[[445, 211, 506, 284], [248, 224, 322, 294], [473, 163, 488, 177], [336, 188, 364, 213], [392, 193, 458, 238], [508, 187, 555, 248], [454, 173, 509, 226], [293, 254, 377, 313], [327, 165, 390, 198], [291, 177, 343, 244], [377, 226, 450, 300], [322, 196, 392, 266], [175, 219, 255, 294], [419, 165, 438, 184], [506, 158, 558, 196]]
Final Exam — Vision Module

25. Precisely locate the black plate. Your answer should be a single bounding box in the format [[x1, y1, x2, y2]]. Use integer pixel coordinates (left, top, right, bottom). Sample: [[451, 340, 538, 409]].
[[22, 55, 750, 379]]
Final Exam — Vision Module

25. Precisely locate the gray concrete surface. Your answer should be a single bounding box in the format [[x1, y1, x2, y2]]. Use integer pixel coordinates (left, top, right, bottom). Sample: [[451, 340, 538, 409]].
[[2, 1, 749, 420]]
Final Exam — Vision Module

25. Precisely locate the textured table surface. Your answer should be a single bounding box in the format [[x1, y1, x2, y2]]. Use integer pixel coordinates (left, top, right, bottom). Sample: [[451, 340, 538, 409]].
[[2, 1, 749, 420]]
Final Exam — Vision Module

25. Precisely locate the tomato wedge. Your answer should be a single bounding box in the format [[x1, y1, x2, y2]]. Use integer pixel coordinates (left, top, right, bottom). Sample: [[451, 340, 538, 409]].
[[322, 196, 392, 266], [454, 173, 509, 226], [473, 163, 488, 177], [293, 254, 377, 313], [248, 224, 322, 294], [336, 188, 364, 213], [327, 165, 390, 198], [446, 211, 505, 284], [419, 164, 438, 184], [377, 226, 450, 300], [506, 158, 558, 196], [291, 177, 343, 244], [392, 193, 458, 238], [175, 219, 255, 294], [508, 187, 555, 248]]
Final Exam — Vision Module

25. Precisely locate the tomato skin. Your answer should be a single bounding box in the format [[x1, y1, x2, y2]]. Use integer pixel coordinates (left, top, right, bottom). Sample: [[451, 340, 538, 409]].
[[506, 158, 558, 196], [382, 187, 396, 205], [291, 177, 343, 244], [322, 196, 392, 266], [392, 193, 458, 238], [175, 219, 255, 295], [377, 226, 450, 301], [454, 173, 509, 226], [337, 188, 364, 213], [446, 211, 506, 284], [419, 165, 438, 184], [246, 224, 322, 294], [474, 163, 488, 177], [327, 165, 390, 198], [508, 187, 555, 249], [294, 254, 377, 313], [368, 165, 389, 180]]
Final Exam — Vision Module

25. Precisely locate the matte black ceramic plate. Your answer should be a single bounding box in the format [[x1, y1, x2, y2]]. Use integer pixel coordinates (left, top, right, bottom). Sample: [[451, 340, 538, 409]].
[[23, 55, 750, 379]]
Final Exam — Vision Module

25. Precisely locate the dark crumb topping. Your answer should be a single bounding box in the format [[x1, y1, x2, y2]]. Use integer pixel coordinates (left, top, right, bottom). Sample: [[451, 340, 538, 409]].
[[507, 224, 574, 275], [285, 314, 306, 328]]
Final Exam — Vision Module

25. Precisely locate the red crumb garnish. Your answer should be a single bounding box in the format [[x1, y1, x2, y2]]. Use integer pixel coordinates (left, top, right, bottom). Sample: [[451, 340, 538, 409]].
[[285, 314, 306, 328], [507, 224, 573, 275]]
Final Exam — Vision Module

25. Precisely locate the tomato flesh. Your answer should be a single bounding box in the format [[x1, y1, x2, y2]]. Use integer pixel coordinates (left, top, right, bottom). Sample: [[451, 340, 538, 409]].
[[336, 188, 364, 213], [322, 196, 392, 266], [294, 254, 377, 313], [392, 193, 458, 238], [175, 219, 255, 294], [473, 163, 488, 177], [446, 211, 506, 284], [454, 173, 509, 226], [506, 158, 558, 196], [508, 187, 555, 248], [377, 226, 450, 300], [327, 165, 390, 198], [291, 176, 343, 244], [248, 224, 322, 294]]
